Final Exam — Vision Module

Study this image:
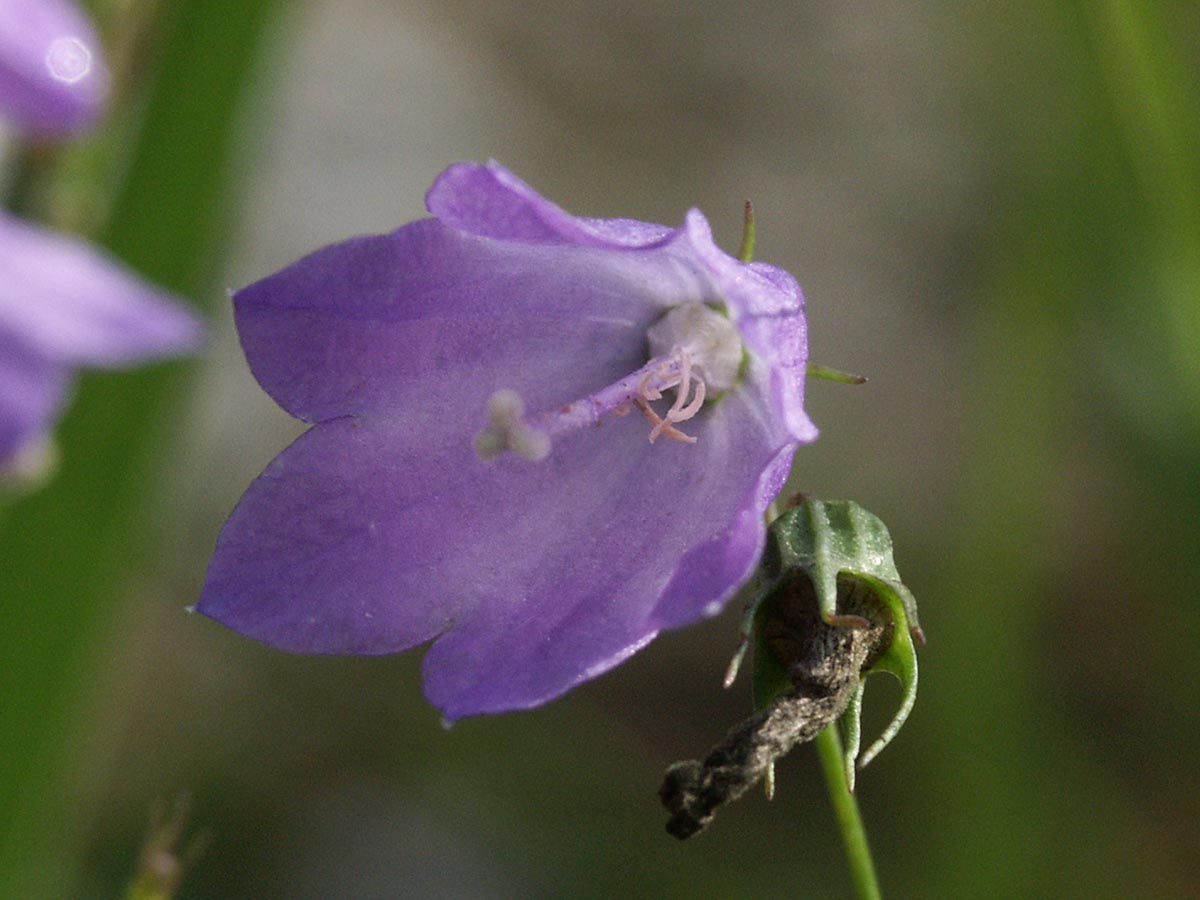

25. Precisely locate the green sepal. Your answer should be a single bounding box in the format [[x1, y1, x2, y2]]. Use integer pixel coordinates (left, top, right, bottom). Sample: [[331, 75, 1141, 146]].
[[838, 572, 920, 789], [745, 499, 922, 786], [737, 200, 756, 263], [750, 588, 795, 710], [766, 500, 921, 638], [840, 683, 866, 790]]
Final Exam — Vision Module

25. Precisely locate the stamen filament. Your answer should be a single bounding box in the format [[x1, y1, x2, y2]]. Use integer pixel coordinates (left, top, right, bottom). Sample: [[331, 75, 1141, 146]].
[[675, 379, 706, 420], [475, 302, 744, 462], [642, 356, 706, 444], [669, 352, 693, 419], [534, 352, 692, 442]]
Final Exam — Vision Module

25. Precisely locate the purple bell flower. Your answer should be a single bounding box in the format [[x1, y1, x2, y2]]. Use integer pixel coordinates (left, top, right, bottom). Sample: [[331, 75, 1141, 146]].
[[198, 161, 818, 721], [0, 211, 202, 475], [0, 0, 108, 136], [0, 1, 200, 480]]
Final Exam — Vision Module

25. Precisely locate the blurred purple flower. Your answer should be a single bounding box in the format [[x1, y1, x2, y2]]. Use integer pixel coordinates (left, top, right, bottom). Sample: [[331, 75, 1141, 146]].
[[198, 161, 817, 720], [0, 0, 109, 136], [0, 212, 202, 475], [0, 1, 200, 480]]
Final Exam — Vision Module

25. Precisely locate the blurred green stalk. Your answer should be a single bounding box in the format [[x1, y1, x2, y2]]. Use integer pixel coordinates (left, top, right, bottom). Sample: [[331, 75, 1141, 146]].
[[0, 0, 284, 896], [916, 3, 1200, 895], [1087, 0, 1200, 423]]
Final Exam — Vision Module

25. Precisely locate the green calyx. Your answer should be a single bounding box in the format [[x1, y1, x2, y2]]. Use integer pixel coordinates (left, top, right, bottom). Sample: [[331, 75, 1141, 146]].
[[747, 499, 923, 789]]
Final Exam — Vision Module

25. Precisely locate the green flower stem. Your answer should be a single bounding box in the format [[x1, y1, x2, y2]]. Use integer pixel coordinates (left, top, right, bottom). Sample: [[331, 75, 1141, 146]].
[[815, 724, 883, 900]]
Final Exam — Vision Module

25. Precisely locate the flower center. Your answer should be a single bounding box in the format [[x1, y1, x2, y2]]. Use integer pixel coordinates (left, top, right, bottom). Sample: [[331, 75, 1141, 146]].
[[475, 303, 742, 462]]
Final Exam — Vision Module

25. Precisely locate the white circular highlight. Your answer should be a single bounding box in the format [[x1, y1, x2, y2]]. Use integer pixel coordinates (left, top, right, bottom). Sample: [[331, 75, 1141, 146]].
[[45, 37, 93, 84]]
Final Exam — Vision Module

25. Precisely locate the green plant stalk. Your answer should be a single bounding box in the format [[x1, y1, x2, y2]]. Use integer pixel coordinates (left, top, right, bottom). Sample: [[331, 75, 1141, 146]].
[[1086, 0, 1200, 416], [0, 1, 285, 896], [815, 724, 883, 900]]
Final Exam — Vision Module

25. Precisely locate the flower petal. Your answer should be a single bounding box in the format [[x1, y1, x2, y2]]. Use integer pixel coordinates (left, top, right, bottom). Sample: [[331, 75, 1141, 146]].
[[0, 328, 67, 464], [206, 162, 820, 718], [198, 362, 794, 718], [0, 0, 108, 136], [422, 382, 795, 720], [428, 165, 815, 441], [680, 211, 818, 443], [0, 212, 203, 366], [196, 418, 460, 656], [426, 160, 675, 248], [234, 218, 723, 424]]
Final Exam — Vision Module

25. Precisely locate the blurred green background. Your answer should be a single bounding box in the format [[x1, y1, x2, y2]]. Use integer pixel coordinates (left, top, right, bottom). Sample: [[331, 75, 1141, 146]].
[[2, 1, 1197, 897]]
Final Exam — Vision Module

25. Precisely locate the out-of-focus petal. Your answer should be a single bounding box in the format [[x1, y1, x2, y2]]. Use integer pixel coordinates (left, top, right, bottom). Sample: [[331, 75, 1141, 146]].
[[0, 0, 108, 136], [0, 326, 66, 463], [0, 213, 202, 473], [0, 212, 203, 366]]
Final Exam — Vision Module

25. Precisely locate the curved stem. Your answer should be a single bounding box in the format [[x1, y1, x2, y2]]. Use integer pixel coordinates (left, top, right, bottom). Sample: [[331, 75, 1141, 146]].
[[815, 725, 883, 900]]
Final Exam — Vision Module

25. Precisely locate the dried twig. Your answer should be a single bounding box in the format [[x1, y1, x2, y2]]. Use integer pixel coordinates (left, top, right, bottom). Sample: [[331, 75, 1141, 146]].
[[660, 575, 891, 839]]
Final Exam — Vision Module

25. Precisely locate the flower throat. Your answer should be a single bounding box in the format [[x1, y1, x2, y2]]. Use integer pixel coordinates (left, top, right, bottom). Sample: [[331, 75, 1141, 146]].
[[474, 303, 743, 462]]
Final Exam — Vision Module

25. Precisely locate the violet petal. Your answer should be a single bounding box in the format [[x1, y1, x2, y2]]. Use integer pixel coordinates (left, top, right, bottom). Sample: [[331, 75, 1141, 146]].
[[235, 217, 720, 424], [0, 328, 66, 462], [200, 365, 789, 718], [0, 0, 108, 136], [0, 212, 202, 366], [427, 160, 676, 247], [200, 161, 817, 719], [0, 213, 202, 470]]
